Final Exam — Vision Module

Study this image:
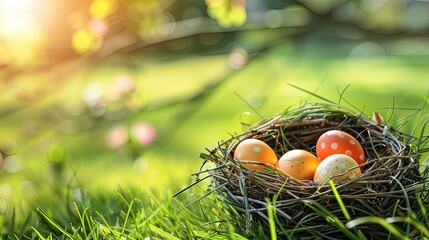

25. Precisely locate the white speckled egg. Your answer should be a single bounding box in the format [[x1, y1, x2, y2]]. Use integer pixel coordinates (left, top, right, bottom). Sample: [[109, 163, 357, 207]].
[[313, 154, 361, 185], [316, 130, 365, 166]]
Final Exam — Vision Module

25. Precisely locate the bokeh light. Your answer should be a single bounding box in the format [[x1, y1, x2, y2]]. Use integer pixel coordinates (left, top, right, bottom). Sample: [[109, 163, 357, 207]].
[[133, 157, 149, 175], [106, 125, 129, 149], [347, 41, 387, 75], [228, 47, 248, 69], [90, 19, 109, 36], [90, 0, 118, 20], [3, 155, 23, 173], [72, 28, 102, 55], [0, 183, 12, 199], [131, 122, 157, 146], [0, 0, 52, 67], [106, 75, 136, 101], [0, 198, 7, 214]]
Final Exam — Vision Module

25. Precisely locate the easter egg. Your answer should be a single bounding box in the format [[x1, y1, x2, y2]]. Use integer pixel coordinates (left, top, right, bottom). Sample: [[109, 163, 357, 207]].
[[275, 149, 320, 180], [234, 139, 278, 171], [313, 154, 362, 184], [316, 130, 366, 166]]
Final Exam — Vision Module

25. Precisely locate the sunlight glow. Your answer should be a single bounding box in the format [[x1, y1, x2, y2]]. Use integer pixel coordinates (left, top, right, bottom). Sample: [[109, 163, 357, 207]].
[[0, 0, 37, 24], [0, 0, 35, 14], [0, 0, 38, 37], [0, 0, 48, 66]]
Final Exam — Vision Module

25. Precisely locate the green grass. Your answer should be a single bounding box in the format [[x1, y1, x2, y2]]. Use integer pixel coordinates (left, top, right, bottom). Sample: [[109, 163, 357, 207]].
[[14, 186, 251, 239], [1, 30, 429, 238]]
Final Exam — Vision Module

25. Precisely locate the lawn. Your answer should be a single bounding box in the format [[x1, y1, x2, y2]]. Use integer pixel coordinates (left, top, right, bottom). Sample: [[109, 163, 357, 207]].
[[1, 7, 429, 239]]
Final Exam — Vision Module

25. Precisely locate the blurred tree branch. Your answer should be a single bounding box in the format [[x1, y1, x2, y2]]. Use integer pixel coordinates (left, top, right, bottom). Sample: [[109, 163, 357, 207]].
[[59, 27, 296, 134], [3, 0, 428, 82], [2, 0, 429, 105]]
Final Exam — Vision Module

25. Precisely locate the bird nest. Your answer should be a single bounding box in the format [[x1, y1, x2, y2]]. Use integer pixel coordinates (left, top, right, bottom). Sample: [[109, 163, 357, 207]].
[[197, 102, 429, 239]]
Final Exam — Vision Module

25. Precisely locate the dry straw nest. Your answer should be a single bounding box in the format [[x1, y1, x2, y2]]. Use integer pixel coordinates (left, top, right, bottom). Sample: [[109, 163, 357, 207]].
[[198, 102, 429, 239]]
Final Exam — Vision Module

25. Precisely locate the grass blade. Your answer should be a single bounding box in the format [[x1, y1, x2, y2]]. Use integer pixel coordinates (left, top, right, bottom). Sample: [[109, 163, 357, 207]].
[[390, 176, 411, 235], [304, 200, 361, 240], [386, 217, 429, 238], [17, 212, 33, 239], [98, 223, 124, 239], [31, 227, 49, 240], [415, 192, 428, 227], [328, 180, 350, 221], [266, 200, 277, 240], [36, 208, 75, 240], [149, 224, 181, 240], [186, 182, 228, 207], [346, 217, 410, 240], [287, 82, 333, 103], [234, 92, 264, 119], [122, 199, 134, 236], [72, 203, 87, 239]]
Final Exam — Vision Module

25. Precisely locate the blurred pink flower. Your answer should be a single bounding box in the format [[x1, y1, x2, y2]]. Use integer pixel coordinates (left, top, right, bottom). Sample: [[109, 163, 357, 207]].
[[106, 75, 136, 101], [131, 122, 156, 146], [228, 47, 248, 69], [90, 19, 109, 36], [106, 125, 128, 149], [116, 75, 135, 93]]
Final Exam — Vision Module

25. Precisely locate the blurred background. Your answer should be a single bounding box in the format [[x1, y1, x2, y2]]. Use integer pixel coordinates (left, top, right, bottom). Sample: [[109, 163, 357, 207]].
[[0, 0, 429, 226]]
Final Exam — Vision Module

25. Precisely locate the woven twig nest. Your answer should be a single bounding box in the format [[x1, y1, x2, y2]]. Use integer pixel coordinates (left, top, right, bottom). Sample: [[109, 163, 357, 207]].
[[198, 102, 429, 239]]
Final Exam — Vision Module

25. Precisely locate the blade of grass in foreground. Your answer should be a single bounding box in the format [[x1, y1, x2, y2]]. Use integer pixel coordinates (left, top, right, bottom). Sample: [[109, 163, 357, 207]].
[[73, 203, 91, 240], [149, 224, 181, 240], [17, 211, 33, 239], [346, 217, 410, 240], [287, 82, 333, 104], [328, 180, 350, 221], [98, 223, 126, 239], [303, 200, 361, 240], [36, 208, 75, 240], [191, 227, 248, 240], [386, 217, 429, 238], [186, 182, 228, 207], [266, 200, 277, 240], [121, 199, 134, 236], [328, 180, 367, 239], [31, 227, 50, 240], [416, 192, 428, 227]]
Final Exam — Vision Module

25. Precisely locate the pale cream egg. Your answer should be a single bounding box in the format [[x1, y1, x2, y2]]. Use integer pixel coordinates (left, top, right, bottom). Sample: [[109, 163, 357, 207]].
[[313, 154, 362, 185]]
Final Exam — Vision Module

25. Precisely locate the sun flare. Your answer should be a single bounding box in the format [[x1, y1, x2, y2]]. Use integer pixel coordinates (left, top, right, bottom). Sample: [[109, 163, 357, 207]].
[[0, 0, 38, 36], [0, 0, 35, 12], [0, 0, 49, 66]]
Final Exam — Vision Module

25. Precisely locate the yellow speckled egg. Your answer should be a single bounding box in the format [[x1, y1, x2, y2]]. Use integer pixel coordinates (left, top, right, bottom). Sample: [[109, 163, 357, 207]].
[[234, 139, 278, 171], [275, 150, 320, 180], [313, 154, 361, 184]]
